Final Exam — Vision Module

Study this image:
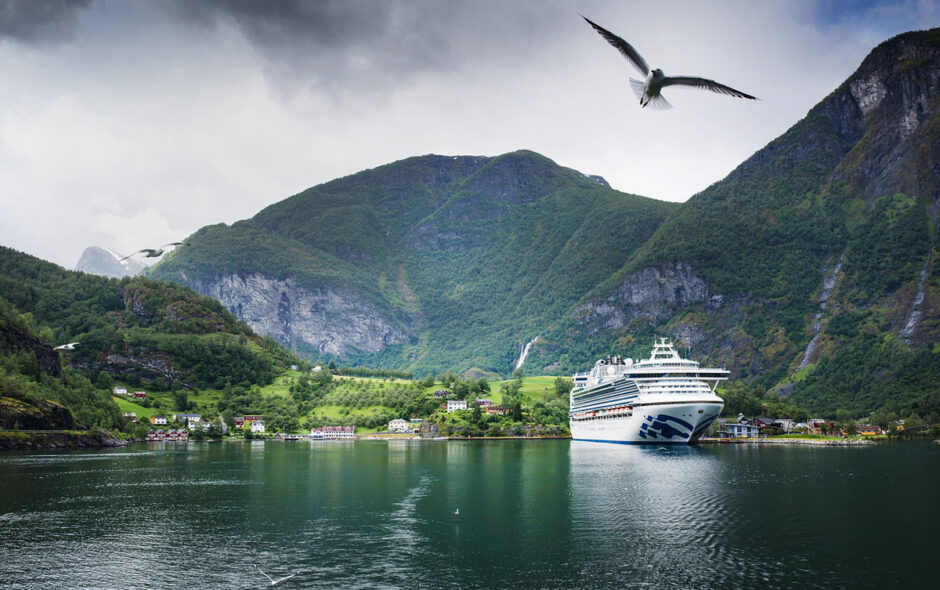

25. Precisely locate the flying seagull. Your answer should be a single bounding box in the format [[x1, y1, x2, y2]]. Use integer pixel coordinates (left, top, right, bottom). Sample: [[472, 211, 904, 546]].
[[119, 242, 190, 262], [255, 565, 298, 586], [54, 342, 79, 351], [581, 16, 757, 109]]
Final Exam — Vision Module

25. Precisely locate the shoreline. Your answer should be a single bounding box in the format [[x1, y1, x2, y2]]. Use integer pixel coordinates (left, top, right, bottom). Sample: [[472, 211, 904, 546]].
[[698, 437, 876, 446], [0, 429, 132, 450]]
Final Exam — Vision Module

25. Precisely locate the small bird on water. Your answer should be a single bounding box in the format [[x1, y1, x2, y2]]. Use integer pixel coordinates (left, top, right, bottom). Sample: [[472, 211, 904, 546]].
[[581, 15, 757, 109], [454, 508, 459, 516]]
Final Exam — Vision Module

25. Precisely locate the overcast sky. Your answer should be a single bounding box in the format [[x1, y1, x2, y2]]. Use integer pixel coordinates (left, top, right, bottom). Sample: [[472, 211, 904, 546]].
[[1, 0, 936, 268]]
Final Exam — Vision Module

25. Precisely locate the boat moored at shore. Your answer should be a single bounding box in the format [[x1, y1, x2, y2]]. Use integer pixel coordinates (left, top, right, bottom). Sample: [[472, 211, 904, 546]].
[[569, 338, 728, 444]]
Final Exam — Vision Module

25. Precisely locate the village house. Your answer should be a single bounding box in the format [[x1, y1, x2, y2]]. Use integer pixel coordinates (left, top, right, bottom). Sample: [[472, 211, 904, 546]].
[[173, 413, 201, 427], [447, 400, 468, 412], [250, 419, 266, 433], [720, 423, 760, 438], [243, 414, 263, 424], [150, 415, 167, 425], [113, 386, 128, 396], [122, 412, 137, 422], [433, 390, 450, 399], [484, 405, 505, 416], [132, 391, 147, 399], [388, 418, 410, 433], [311, 425, 355, 439], [857, 425, 882, 436], [477, 398, 493, 407], [234, 416, 245, 428]]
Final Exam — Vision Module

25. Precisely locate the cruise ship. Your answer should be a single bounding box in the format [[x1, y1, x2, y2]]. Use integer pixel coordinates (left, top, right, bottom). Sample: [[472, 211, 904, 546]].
[[569, 338, 728, 444]]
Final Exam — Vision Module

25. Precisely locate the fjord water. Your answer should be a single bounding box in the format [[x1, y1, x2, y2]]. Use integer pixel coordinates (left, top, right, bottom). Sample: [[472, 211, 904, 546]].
[[0, 441, 936, 589]]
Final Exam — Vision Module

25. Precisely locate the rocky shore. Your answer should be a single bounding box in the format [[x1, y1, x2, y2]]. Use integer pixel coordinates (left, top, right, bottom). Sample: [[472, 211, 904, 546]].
[[0, 429, 131, 451]]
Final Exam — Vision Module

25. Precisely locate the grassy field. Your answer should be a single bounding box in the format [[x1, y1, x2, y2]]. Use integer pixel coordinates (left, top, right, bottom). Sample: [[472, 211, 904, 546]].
[[486, 376, 563, 405], [112, 396, 158, 420], [108, 374, 568, 433]]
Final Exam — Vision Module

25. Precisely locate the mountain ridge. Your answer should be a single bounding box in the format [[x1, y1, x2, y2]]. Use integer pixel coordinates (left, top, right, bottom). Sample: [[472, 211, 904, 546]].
[[147, 29, 939, 417]]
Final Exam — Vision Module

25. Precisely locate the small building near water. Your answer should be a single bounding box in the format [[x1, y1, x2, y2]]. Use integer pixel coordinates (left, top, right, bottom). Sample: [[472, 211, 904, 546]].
[[388, 418, 410, 433], [720, 423, 760, 438]]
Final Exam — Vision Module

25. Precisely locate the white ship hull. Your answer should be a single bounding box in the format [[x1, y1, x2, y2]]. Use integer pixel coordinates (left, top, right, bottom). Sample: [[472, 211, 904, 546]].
[[570, 400, 722, 444]]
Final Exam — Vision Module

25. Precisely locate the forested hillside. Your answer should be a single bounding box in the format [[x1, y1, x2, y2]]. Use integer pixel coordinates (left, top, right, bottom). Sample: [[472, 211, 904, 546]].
[[152, 150, 676, 373], [0, 246, 297, 430]]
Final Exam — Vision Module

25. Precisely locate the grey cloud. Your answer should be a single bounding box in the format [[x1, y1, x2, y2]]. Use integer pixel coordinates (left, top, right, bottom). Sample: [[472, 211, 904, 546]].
[[165, 0, 455, 93], [0, 0, 92, 44]]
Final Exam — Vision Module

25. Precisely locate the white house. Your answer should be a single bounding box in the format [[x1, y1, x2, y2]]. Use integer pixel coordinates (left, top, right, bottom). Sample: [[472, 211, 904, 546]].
[[721, 423, 760, 438], [250, 420, 266, 433], [388, 418, 410, 433], [173, 413, 201, 426], [447, 400, 468, 412], [113, 386, 128, 396]]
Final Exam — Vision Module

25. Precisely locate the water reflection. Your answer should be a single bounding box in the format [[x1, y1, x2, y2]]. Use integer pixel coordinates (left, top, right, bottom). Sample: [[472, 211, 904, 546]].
[[0, 442, 936, 589]]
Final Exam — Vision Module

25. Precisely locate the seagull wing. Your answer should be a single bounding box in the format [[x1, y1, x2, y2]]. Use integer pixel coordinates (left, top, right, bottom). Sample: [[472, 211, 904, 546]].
[[274, 573, 298, 584], [255, 565, 275, 584], [660, 76, 757, 99], [581, 16, 649, 75], [119, 249, 155, 262], [160, 242, 190, 247]]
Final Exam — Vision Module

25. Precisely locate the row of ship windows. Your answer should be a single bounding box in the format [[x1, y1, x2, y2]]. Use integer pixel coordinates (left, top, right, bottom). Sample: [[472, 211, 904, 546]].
[[570, 413, 633, 422]]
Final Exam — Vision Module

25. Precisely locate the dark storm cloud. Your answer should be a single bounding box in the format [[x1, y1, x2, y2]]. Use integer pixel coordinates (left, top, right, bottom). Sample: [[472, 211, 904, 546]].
[[165, 0, 456, 92], [0, 0, 92, 44]]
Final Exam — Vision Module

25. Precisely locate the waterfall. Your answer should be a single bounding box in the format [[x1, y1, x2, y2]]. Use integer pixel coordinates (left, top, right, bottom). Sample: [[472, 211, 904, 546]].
[[514, 336, 539, 371], [798, 252, 845, 370], [901, 253, 931, 345]]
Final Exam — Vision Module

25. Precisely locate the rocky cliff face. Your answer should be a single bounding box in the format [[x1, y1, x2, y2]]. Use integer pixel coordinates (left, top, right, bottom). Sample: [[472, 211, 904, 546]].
[[833, 31, 939, 200], [576, 263, 711, 331], [75, 246, 143, 278], [0, 396, 74, 430], [573, 263, 767, 375], [0, 321, 61, 377], [189, 273, 411, 356]]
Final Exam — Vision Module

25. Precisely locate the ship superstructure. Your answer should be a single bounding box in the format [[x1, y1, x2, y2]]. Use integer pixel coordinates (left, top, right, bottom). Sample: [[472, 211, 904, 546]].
[[569, 338, 728, 444]]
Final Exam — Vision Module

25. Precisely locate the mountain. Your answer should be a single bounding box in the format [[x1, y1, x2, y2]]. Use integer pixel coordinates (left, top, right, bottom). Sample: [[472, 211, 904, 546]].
[[0, 246, 295, 403], [75, 246, 144, 278], [150, 29, 938, 419], [150, 150, 677, 374], [530, 28, 939, 417]]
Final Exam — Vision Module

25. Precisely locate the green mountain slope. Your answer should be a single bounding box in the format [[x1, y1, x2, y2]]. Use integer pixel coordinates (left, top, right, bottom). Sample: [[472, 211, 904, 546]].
[[537, 29, 939, 418], [0, 246, 295, 396], [152, 150, 677, 374]]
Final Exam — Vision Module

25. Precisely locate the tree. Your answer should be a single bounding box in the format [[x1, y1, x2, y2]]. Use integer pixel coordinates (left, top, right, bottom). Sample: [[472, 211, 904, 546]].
[[553, 377, 573, 398], [471, 403, 482, 425], [173, 389, 192, 412], [511, 401, 523, 422]]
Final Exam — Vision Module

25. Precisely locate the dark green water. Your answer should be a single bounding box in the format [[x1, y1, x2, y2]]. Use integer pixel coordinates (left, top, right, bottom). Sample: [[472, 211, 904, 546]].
[[0, 440, 937, 589]]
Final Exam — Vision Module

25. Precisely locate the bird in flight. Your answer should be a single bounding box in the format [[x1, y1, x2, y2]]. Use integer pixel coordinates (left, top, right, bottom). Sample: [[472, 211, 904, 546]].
[[54, 342, 79, 351], [581, 16, 757, 109], [255, 565, 298, 586], [119, 242, 190, 262]]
